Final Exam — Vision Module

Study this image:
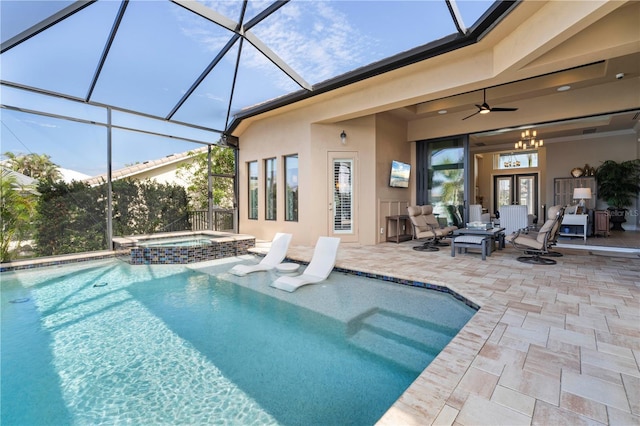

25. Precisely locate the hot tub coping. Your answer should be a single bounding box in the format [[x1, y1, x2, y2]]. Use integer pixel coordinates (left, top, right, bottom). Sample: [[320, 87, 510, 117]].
[[113, 231, 254, 248]]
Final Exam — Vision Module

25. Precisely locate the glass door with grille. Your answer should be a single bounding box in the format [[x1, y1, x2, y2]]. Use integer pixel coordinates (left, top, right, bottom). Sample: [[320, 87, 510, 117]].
[[329, 153, 357, 241], [494, 173, 538, 217]]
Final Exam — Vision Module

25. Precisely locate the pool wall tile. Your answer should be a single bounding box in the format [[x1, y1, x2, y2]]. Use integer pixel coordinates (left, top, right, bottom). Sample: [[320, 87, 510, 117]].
[[2, 232, 255, 272], [128, 238, 255, 265]]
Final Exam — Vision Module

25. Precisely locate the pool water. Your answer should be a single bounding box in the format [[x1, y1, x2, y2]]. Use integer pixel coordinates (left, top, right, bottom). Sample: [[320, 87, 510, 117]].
[[1, 259, 475, 425]]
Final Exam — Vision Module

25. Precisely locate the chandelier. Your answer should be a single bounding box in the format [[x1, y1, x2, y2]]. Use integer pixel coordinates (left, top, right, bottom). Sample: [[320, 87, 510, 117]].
[[515, 129, 543, 150]]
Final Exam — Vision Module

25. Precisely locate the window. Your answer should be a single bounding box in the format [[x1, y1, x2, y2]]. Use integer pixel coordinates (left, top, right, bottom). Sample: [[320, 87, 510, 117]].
[[265, 158, 277, 220], [494, 151, 538, 169], [285, 154, 298, 222], [248, 161, 258, 219]]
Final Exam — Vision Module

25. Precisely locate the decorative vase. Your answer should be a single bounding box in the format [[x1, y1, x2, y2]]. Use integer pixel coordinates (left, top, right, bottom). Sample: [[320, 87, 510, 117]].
[[608, 208, 627, 231]]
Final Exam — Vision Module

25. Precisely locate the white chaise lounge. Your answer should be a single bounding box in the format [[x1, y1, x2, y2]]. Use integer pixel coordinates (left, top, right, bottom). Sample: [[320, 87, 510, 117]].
[[270, 236, 340, 292], [229, 233, 292, 276]]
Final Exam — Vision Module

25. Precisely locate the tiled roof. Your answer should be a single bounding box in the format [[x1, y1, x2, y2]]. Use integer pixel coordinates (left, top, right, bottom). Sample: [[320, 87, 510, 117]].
[[83, 146, 208, 186]]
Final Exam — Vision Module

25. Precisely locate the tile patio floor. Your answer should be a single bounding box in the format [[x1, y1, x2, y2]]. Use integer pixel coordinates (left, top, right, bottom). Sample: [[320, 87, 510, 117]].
[[282, 240, 640, 425]]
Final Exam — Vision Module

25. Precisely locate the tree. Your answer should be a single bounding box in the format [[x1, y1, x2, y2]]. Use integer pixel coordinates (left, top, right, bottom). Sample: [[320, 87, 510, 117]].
[[431, 158, 464, 206], [35, 179, 190, 256], [34, 180, 106, 256], [3, 152, 62, 182], [0, 174, 37, 261], [176, 146, 235, 210]]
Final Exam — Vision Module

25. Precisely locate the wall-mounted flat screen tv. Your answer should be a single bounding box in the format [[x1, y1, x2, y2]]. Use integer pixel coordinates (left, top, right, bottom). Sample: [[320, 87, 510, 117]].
[[389, 160, 410, 188]]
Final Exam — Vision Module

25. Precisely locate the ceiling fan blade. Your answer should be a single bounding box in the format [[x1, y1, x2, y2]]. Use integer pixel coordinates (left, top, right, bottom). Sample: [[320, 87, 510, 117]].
[[461, 89, 518, 119], [490, 107, 518, 112], [462, 110, 480, 120]]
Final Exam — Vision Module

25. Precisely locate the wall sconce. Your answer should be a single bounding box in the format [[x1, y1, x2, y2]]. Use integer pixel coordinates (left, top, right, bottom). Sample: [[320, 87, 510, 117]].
[[340, 130, 347, 145]]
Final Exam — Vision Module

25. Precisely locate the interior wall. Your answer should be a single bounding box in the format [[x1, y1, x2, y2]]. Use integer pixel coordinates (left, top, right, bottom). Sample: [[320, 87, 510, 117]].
[[546, 131, 639, 229], [473, 130, 639, 230]]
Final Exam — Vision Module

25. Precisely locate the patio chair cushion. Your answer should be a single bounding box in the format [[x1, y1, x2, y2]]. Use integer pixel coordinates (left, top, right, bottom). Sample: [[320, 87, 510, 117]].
[[408, 206, 430, 232]]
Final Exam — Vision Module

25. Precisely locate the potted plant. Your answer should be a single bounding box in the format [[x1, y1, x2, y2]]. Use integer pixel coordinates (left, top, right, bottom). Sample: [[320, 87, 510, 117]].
[[594, 159, 640, 231]]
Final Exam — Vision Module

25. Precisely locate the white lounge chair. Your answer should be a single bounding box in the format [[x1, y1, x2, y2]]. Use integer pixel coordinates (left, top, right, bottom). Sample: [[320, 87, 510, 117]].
[[270, 236, 340, 292], [229, 233, 292, 276]]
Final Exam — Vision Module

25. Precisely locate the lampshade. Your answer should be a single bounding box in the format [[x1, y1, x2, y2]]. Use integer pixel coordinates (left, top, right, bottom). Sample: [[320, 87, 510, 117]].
[[573, 187, 592, 200]]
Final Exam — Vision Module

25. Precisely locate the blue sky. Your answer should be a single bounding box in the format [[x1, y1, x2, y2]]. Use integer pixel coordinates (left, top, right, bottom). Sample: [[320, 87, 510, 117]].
[[1, 0, 493, 176]]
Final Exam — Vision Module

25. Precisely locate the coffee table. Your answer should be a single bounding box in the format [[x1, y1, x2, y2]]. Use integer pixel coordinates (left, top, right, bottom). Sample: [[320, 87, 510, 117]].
[[452, 227, 506, 253]]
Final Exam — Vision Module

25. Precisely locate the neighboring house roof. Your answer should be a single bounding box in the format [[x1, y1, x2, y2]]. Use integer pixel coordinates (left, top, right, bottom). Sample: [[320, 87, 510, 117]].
[[1, 165, 39, 195], [83, 146, 208, 186], [59, 168, 91, 183]]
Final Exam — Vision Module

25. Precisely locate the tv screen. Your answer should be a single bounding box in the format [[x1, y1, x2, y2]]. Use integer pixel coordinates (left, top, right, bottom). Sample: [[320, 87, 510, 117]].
[[389, 160, 410, 188]]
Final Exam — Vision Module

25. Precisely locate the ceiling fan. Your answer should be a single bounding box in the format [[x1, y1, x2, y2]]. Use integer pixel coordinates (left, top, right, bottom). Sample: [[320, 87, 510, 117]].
[[462, 89, 518, 120]]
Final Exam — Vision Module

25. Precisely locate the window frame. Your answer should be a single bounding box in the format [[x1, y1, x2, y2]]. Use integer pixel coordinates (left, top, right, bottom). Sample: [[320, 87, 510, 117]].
[[494, 150, 539, 170], [264, 157, 277, 221], [284, 154, 298, 222], [248, 161, 258, 220]]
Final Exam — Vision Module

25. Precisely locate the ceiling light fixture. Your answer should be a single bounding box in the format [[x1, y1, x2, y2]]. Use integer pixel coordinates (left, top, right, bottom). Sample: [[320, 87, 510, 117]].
[[438, 110, 447, 114], [340, 130, 347, 145], [557, 85, 571, 92], [515, 129, 543, 150]]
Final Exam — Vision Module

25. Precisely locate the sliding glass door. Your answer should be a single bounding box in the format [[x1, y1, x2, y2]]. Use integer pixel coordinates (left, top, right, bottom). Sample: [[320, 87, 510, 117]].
[[416, 138, 467, 227]]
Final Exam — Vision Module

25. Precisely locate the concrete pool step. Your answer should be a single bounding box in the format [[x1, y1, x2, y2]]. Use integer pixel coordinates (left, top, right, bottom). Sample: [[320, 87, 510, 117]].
[[363, 311, 457, 352], [347, 310, 458, 373], [349, 329, 437, 373]]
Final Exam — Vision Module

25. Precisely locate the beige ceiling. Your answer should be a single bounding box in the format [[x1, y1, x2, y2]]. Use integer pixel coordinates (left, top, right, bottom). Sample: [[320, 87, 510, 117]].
[[388, 51, 640, 148]]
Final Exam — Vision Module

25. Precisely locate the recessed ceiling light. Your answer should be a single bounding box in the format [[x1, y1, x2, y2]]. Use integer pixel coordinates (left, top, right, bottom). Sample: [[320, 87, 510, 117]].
[[557, 85, 571, 92], [438, 110, 447, 114]]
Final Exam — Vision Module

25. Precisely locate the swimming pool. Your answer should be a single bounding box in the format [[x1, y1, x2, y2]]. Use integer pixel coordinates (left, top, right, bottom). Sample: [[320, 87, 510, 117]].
[[1, 258, 475, 425]]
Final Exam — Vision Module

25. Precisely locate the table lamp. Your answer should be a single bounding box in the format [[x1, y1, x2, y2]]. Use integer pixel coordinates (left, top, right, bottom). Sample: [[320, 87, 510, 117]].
[[573, 187, 592, 213]]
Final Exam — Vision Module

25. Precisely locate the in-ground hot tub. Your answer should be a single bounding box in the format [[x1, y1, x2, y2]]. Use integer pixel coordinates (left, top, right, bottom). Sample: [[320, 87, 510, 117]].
[[113, 231, 255, 265]]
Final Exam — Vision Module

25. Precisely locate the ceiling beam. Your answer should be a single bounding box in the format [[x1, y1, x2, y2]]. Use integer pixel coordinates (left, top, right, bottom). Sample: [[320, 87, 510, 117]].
[[167, 34, 241, 120], [446, 0, 468, 35], [172, 0, 238, 33], [86, 0, 129, 102], [1, 80, 224, 135], [243, 30, 312, 91], [243, 0, 290, 31], [1, 1, 97, 54]]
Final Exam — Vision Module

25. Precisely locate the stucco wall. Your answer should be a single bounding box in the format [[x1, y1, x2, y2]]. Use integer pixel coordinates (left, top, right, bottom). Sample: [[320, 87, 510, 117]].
[[375, 113, 411, 243], [237, 112, 379, 246]]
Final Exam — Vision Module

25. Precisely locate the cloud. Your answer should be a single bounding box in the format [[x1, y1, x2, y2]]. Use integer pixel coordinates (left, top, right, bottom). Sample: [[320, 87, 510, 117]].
[[176, 1, 374, 89], [247, 2, 373, 84], [23, 119, 58, 129]]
